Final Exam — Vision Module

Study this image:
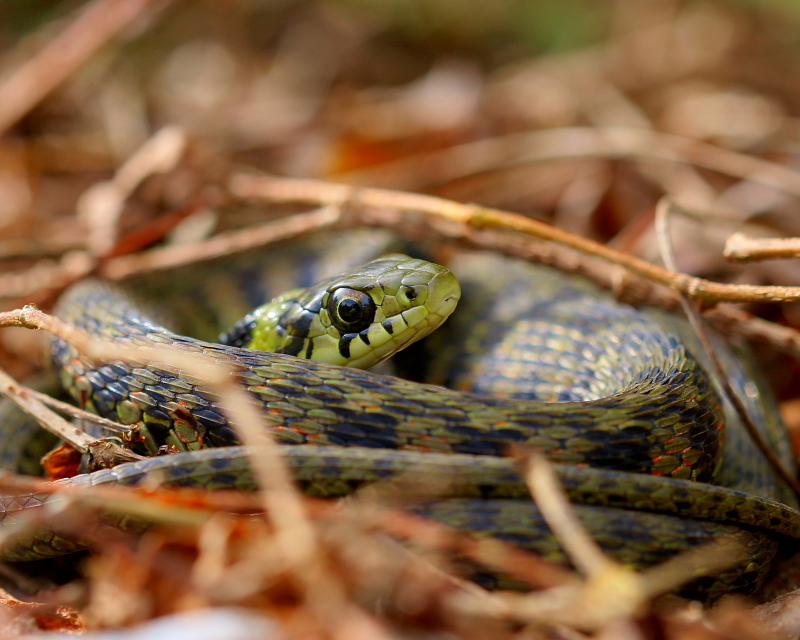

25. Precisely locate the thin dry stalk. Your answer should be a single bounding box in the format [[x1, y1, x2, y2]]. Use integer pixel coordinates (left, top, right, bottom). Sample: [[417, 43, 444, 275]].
[[25, 387, 131, 435], [654, 199, 800, 499], [0, 365, 101, 454], [101, 204, 343, 280], [0, 0, 173, 138], [521, 453, 612, 578], [0, 305, 384, 638], [78, 126, 187, 256], [229, 175, 800, 305], [226, 175, 800, 360], [724, 233, 800, 263]]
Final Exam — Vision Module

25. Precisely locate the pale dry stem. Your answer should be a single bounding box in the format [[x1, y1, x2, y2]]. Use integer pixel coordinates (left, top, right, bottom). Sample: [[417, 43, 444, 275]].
[[101, 204, 344, 280], [230, 174, 800, 306], [0, 365, 97, 454], [522, 453, 612, 579], [227, 174, 800, 360], [724, 233, 800, 263], [0, 304, 366, 635], [655, 198, 800, 498], [77, 126, 187, 257], [23, 387, 132, 436]]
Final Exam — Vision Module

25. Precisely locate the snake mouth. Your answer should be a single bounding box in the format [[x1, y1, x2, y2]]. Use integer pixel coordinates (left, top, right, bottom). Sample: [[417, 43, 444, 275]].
[[409, 269, 461, 341], [438, 292, 460, 317], [425, 269, 461, 318]]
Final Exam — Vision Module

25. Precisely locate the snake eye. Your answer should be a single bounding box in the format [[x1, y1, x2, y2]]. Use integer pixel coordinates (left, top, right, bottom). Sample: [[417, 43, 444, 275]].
[[328, 288, 376, 333]]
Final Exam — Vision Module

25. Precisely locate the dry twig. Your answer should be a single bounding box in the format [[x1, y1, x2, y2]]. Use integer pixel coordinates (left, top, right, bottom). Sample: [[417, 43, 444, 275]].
[[0, 305, 389, 638], [0, 365, 103, 455], [521, 453, 612, 579], [24, 387, 131, 436], [101, 204, 343, 280], [654, 199, 800, 498], [226, 175, 800, 361], [230, 175, 800, 305], [724, 232, 800, 263]]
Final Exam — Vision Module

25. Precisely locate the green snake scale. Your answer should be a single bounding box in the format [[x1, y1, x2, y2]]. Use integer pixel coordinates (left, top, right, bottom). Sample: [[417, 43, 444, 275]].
[[1, 232, 799, 599]]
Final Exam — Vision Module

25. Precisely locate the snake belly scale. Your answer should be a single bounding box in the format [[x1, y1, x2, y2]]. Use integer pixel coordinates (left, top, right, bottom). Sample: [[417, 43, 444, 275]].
[[2, 243, 799, 597]]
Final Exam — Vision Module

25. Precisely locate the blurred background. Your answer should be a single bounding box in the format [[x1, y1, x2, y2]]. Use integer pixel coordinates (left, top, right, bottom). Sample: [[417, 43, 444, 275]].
[[2, 0, 800, 389], [4, 2, 800, 634]]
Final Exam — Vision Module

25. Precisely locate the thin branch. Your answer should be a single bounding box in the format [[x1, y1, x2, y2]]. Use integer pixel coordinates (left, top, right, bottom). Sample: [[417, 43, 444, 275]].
[[724, 232, 800, 263], [229, 174, 800, 305], [520, 452, 615, 578], [0, 0, 173, 138], [25, 387, 131, 435], [0, 366, 98, 455], [654, 199, 800, 499], [0, 305, 313, 562], [226, 175, 800, 360], [78, 126, 187, 256], [0, 305, 364, 634], [101, 204, 343, 280]]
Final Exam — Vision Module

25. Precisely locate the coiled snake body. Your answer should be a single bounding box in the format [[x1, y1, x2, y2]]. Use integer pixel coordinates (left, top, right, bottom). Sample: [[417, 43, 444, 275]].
[[2, 236, 799, 598]]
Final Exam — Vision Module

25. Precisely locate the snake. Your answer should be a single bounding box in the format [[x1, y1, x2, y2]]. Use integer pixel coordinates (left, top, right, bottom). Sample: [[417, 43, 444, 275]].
[[1, 232, 799, 599]]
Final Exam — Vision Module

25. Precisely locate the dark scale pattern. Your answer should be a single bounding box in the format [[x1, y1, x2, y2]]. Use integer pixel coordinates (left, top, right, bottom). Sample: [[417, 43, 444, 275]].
[[52, 280, 724, 478], [14, 257, 793, 597], [217, 314, 257, 348], [412, 499, 779, 597], [426, 253, 795, 501], [2, 446, 798, 597]]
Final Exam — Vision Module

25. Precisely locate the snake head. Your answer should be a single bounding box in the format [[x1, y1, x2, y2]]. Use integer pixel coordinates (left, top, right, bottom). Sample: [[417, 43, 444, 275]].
[[220, 254, 461, 369]]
